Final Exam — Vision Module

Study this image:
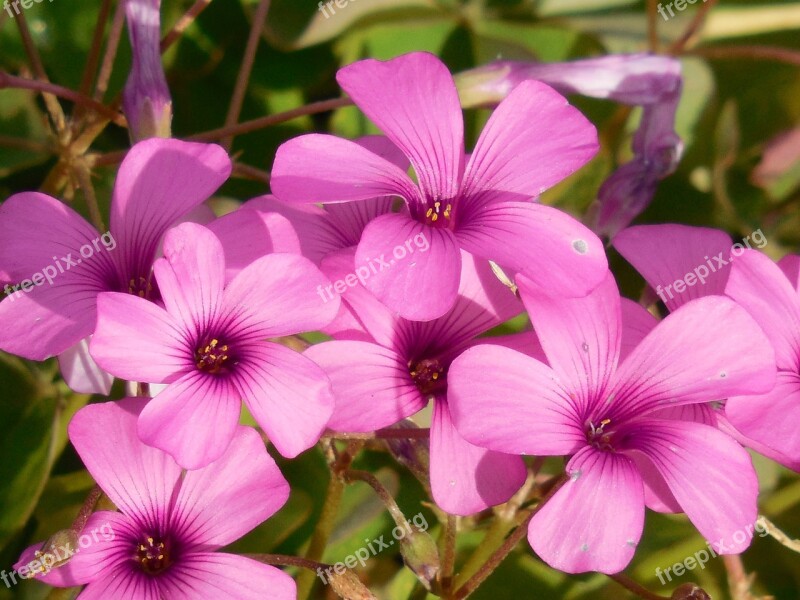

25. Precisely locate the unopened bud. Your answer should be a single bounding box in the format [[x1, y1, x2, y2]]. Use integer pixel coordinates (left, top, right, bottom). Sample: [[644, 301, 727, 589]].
[[329, 569, 377, 600], [671, 583, 712, 600], [397, 521, 440, 590], [384, 420, 431, 494], [123, 0, 172, 141], [37, 529, 80, 570]]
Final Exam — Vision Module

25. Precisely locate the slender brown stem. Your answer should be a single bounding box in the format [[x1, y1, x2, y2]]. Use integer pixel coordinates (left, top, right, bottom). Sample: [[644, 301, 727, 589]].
[[453, 475, 568, 599], [344, 469, 406, 523], [440, 514, 457, 594], [12, 9, 67, 133], [78, 0, 114, 100], [71, 486, 104, 532], [723, 554, 759, 600], [94, 0, 126, 102], [189, 97, 352, 141], [323, 428, 431, 441], [247, 553, 328, 572], [0, 134, 50, 153], [74, 163, 107, 232], [161, 0, 214, 52], [221, 0, 271, 151], [0, 72, 125, 126], [232, 161, 271, 184], [668, 0, 717, 54], [646, 0, 660, 53], [608, 574, 670, 600], [688, 45, 800, 67]]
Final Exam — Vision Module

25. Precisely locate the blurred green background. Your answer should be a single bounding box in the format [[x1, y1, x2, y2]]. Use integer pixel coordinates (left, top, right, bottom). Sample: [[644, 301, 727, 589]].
[[1, 0, 799, 598]]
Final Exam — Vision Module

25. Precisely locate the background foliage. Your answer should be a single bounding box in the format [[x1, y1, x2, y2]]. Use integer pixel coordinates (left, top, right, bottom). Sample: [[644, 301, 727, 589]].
[[1, 0, 799, 598]]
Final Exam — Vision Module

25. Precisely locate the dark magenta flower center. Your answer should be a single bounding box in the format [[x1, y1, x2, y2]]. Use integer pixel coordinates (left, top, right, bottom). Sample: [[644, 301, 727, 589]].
[[128, 275, 154, 299], [586, 418, 615, 451], [409, 357, 447, 395], [421, 199, 453, 228], [136, 535, 171, 575], [195, 338, 232, 375]]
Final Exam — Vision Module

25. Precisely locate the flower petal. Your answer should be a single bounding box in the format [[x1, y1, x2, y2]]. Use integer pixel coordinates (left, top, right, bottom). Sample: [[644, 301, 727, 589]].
[[456, 200, 607, 298], [778, 254, 800, 292], [170, 427, 289, 547], [78, 565, 161, 600], [336, 52, 464, 203], [461, 80, 597, 208], [448, 344, 584, 456], [619, 419, 759, 555], [398, 251, 522, 358], [246, 195, 346, 264], [154, 223, 225, 335], [206, 204, 301, 281], [271, 134, 419, 204], [90, 292, 190, 383], [0, 192, 108, 282], [14, 511, 131, 587], [223, 253, 340, 338], [726, 249, 800, 371], [305, 340, 426, 432], [137, 372, 242, 470], [619, 298, 658, 362], [517, 270, 620, 411], [609, 296, 777, 419], [157, 553, 296, 600], [529, 446, 644, 574], [236, 343, 334, 458], [355, 213, 461, 321], [110, 139, 230, 279], [430, 398, 526, 515], [613, 224, 733, 311], [68, 399, 182, 529], [0, 278, 101, 360], [0, 193, 115, 359], [725, 371, 800, 466], [58, 336, 114, 395]]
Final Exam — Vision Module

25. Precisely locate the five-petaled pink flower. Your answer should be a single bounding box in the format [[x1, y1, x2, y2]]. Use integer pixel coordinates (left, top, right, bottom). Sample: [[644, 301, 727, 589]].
[[0, 138, 230, 394], [306, 251, 526, 515], [16, 398, 296, 599], [614, 224, 800, 471], [272, 51, 607, 321], [448, 271, 776, 573], [89, 222, 339, 469]]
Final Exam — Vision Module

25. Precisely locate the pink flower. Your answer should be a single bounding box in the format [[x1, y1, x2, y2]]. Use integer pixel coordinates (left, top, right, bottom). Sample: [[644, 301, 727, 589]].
[[448, 271, 776, 573], [89, 222, 339, 469], [306, 252, 526, 515], [16, 398, 295, 599], [0, 139, 231, 394], [724, 250, 800, 468], [272, 52, 607, 320], [614, 224, 800, 471]]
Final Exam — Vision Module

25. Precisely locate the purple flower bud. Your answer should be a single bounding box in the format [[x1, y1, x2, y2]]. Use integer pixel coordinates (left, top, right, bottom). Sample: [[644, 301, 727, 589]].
[[456, 54, 684, 237], [123, 0, 172, 141]]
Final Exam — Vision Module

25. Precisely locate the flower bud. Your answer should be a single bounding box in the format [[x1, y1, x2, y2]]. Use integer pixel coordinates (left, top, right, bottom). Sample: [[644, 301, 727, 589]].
[[329, 569, 378, 600], [123, 0, 172, 141]]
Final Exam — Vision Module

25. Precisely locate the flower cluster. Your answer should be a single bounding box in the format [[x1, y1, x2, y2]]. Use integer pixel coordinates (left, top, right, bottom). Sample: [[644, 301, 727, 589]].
[[2, 48, 797, 599]]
